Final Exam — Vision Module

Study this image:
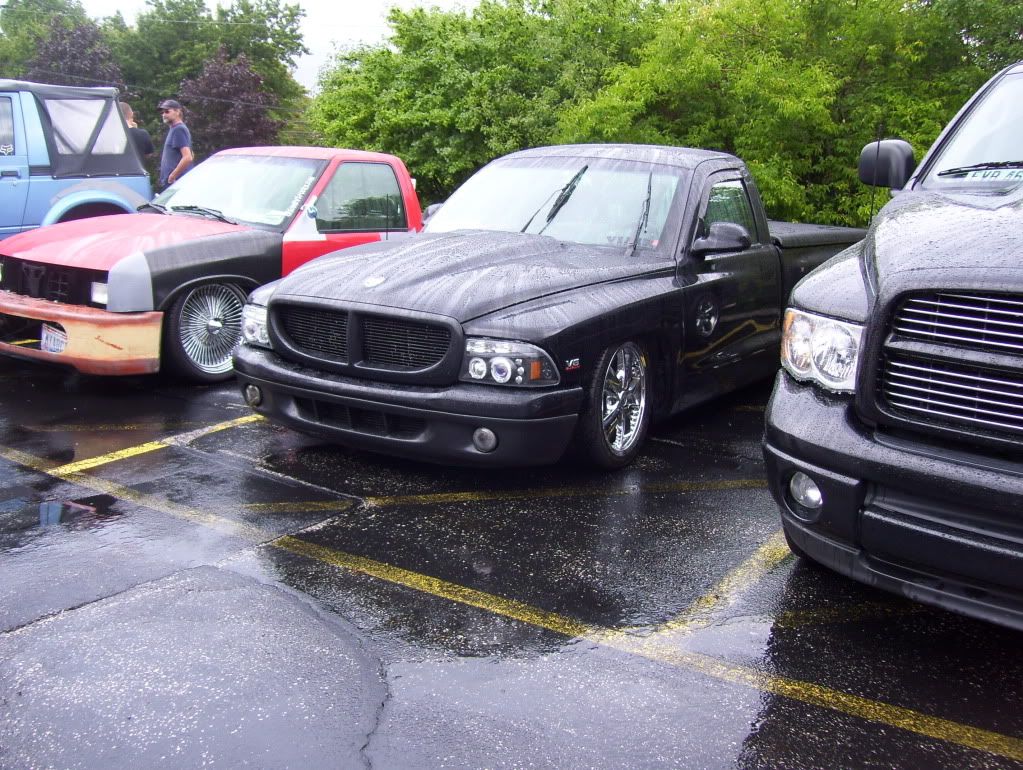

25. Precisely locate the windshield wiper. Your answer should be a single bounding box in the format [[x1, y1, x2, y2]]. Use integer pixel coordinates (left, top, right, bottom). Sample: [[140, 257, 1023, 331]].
[[628, 170, 653, 256], [937, 160, 1023, 177], [170, 204, 237, 224], [138, 201, 168, 214], [531, 165, 588, 236]]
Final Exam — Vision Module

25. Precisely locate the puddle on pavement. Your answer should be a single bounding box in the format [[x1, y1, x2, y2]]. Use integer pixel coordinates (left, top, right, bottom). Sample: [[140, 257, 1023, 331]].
[[0, 494, 122, 543]]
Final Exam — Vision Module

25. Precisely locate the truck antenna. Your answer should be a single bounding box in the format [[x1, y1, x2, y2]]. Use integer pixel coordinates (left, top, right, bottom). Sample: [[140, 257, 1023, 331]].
[[868, 122, 885, 226]]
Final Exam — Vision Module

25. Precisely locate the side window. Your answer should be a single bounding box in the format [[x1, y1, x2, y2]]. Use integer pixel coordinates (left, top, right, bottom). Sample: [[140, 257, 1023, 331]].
[[703, 179, 757, 239], [316, 162, 407, 233], [0, 97, 15, 156]]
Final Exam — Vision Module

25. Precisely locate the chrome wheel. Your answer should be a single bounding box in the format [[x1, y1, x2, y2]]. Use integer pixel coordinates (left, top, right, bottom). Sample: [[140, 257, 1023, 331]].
[[600, 341, 648, 456], [174, 284, 245, 376]]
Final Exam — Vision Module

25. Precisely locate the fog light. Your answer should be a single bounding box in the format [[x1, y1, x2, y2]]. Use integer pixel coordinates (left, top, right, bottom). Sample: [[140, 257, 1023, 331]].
[[789, 471, 823, 510], [243, 384, 263, 407], [472, 427, 498, 453]]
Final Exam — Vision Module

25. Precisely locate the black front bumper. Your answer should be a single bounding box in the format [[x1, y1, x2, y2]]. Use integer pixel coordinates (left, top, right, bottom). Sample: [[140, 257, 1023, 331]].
[[763, 371, 1023, 630], [233, 345, 584, 467]]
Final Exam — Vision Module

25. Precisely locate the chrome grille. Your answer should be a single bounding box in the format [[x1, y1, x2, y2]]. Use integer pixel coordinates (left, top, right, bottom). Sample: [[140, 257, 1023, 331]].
[[892, 293, 1023, 355], [880, 353, 1023, 439], [363, 316, 450, 369], [279, 306, 348, 360]]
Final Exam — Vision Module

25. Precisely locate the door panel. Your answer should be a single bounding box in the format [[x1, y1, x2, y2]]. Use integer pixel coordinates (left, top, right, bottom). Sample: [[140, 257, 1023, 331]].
[[0, 95, 30, 238], [680, 177, 781, 403]]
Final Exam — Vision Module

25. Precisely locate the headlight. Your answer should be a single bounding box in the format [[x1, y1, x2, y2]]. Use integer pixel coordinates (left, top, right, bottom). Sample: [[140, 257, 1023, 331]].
[[241, 303, 271, 349], [460, 338, 560, 387], [781, 308, 863, 393], [90, 281, 108, 306]]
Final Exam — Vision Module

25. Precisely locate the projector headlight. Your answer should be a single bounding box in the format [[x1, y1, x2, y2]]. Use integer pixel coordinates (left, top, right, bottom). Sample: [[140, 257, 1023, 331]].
[[460, 338, 560, 387], [781, 308, 863, 393], [241, 303, 271, 349]]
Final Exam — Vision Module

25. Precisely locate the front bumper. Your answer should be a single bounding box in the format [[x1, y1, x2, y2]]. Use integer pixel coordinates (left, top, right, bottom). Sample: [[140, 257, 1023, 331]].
[[0, 290, 162, 375], [233, 344, 584, 466], [763, 370, 1023, 630]]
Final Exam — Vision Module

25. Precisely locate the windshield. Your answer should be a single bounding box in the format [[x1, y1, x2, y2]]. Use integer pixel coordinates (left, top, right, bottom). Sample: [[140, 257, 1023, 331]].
[[921, 72, 1023, 192], [152, 154, 324, 229], [425, 155, 685, 251]]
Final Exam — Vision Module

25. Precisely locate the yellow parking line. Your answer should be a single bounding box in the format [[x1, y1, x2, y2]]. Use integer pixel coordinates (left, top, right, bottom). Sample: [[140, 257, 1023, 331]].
[[43, 414, 263, 475], [276, 534, 1023, 762], [364, 478, 764, 508], [2, 443, 1019, 759]]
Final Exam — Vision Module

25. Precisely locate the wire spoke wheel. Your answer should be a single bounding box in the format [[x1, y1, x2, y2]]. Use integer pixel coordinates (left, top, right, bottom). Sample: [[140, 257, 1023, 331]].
[[172, 284, 245, 377], [599, 341, 647, 456]]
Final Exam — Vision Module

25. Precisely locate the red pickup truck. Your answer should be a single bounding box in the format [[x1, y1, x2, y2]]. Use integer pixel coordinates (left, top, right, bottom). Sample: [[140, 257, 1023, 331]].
[[0, 146, 422, 381]]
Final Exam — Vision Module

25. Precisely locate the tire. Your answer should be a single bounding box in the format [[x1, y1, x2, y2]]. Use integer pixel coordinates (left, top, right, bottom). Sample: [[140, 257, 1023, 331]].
[[162, 283, 247, 382], [574, 340, 651, 469]]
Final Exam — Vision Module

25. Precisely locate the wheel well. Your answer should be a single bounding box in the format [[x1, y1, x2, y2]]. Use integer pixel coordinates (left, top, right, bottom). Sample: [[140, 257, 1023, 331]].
[[160, 278, 259, 312], [57, 202, 130, 222]]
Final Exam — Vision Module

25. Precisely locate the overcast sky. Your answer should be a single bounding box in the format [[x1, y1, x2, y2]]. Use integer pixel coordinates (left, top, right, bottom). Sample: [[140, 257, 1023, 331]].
[[79, 0, 479, 92]]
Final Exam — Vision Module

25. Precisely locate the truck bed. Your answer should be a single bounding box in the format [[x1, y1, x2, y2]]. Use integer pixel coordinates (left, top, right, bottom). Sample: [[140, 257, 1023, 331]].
[[769, 220, 865, 299]]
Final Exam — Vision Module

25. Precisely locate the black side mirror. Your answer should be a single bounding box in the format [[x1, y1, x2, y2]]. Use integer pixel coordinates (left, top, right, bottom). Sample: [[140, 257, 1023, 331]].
[[423, 202, 444, 223], [691, 221, 752, 258], [858, 139, 916, 189]]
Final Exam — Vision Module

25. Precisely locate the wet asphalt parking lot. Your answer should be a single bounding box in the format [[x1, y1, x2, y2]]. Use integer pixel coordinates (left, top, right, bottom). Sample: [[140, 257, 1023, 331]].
[[1, 358, 1022, 769]]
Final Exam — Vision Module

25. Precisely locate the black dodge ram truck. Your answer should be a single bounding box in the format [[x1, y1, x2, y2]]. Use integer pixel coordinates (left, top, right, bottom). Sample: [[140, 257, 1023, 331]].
[[764, 62, 1023, 628], [234, 144, 862, 468]]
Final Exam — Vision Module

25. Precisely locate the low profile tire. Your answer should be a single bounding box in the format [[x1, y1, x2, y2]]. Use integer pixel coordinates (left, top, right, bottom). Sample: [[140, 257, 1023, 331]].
[[575, 340, 651, 469], [162, 283, 247, 382]]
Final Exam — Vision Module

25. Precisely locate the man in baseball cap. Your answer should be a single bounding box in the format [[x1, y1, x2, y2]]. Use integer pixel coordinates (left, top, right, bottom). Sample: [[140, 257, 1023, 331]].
[[157, 99, 193, 188]]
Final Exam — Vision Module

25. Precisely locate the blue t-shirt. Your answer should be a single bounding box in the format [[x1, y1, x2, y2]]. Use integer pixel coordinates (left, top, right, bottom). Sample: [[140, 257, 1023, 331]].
[[160, 122, 192, 187]]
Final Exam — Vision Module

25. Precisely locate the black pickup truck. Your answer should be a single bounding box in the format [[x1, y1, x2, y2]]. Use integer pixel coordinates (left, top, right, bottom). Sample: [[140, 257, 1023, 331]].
[[234, 144, 863, 468], [764, 62, 1023, 628]]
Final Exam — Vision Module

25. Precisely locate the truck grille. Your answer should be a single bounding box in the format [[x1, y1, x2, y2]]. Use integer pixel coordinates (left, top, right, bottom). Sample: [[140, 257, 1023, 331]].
[[271, 302, 456, 377], [892, 293, 1023, 355], [880, 353, 1023, 438], [878, 292, 1023, 444], [280, 306, 349, 359], [363, 316, 451, 368], [0, 256, 98, 305]]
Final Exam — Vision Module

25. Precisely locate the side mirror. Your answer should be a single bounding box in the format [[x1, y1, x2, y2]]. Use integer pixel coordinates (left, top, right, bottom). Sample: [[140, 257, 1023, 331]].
[[858, 139, 916, 190], [691, 221, 752, 258], [422, 202, 443, 223]]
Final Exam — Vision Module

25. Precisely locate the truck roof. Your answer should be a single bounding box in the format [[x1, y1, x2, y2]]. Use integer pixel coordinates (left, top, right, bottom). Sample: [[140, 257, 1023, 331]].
[[214, 146, 406, 163], [505, 143, 739, 170]]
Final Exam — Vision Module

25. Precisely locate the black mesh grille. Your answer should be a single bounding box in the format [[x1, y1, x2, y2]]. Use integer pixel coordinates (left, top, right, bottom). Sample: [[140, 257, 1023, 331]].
[[1, 257, 93, 305], [892, 292, 1023, 356], [279, 306, 349, 360], [363, 316, 451, 369]]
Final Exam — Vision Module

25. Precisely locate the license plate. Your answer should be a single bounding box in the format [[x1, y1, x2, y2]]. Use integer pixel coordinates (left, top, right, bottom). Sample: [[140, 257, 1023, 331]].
[[40, 323, 68, 354]]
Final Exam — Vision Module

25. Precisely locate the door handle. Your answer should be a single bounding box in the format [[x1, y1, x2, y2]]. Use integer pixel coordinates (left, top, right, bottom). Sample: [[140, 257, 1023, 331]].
[[0, 169, 20, 179]]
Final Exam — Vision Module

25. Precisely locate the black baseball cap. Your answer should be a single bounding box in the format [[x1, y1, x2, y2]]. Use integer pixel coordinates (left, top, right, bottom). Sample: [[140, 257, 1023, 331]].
[[158, 99, 182, 110]]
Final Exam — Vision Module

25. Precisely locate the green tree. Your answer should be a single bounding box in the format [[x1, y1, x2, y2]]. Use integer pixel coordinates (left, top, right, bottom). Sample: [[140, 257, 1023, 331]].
[[0, 0, 89, 78], [311, 0, 661, 202], [558, 0, 994, 225]]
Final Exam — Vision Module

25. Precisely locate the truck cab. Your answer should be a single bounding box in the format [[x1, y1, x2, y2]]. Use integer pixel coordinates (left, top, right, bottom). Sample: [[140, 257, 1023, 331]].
[[0, 80, 152, 240], [764, 61, 1023, 629]]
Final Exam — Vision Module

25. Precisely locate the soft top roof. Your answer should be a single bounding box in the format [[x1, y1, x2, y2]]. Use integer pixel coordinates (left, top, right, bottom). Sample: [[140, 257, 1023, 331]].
[[0, 79, 119, 100], [214, 146, 405, 164]]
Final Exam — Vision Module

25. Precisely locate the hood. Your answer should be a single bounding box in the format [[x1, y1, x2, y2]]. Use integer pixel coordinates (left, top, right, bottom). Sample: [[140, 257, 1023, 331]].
[[0, 213, 246, 270], [865, 185, 1023, 300], [272, 230, 669, 322]]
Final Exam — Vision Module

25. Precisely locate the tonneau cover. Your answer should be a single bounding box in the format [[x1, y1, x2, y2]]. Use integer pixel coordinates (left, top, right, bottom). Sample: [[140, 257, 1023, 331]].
[[769, 220, 865, 248]]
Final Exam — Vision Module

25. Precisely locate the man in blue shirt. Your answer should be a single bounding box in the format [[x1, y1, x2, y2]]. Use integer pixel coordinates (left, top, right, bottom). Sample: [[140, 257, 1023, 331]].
[[157, 99, 193, 189]]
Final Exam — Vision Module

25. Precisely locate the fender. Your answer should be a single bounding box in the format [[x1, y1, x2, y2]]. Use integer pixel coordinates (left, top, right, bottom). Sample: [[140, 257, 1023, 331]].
[[157, 273, 264, 312], [42, 189, 141, 226]]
